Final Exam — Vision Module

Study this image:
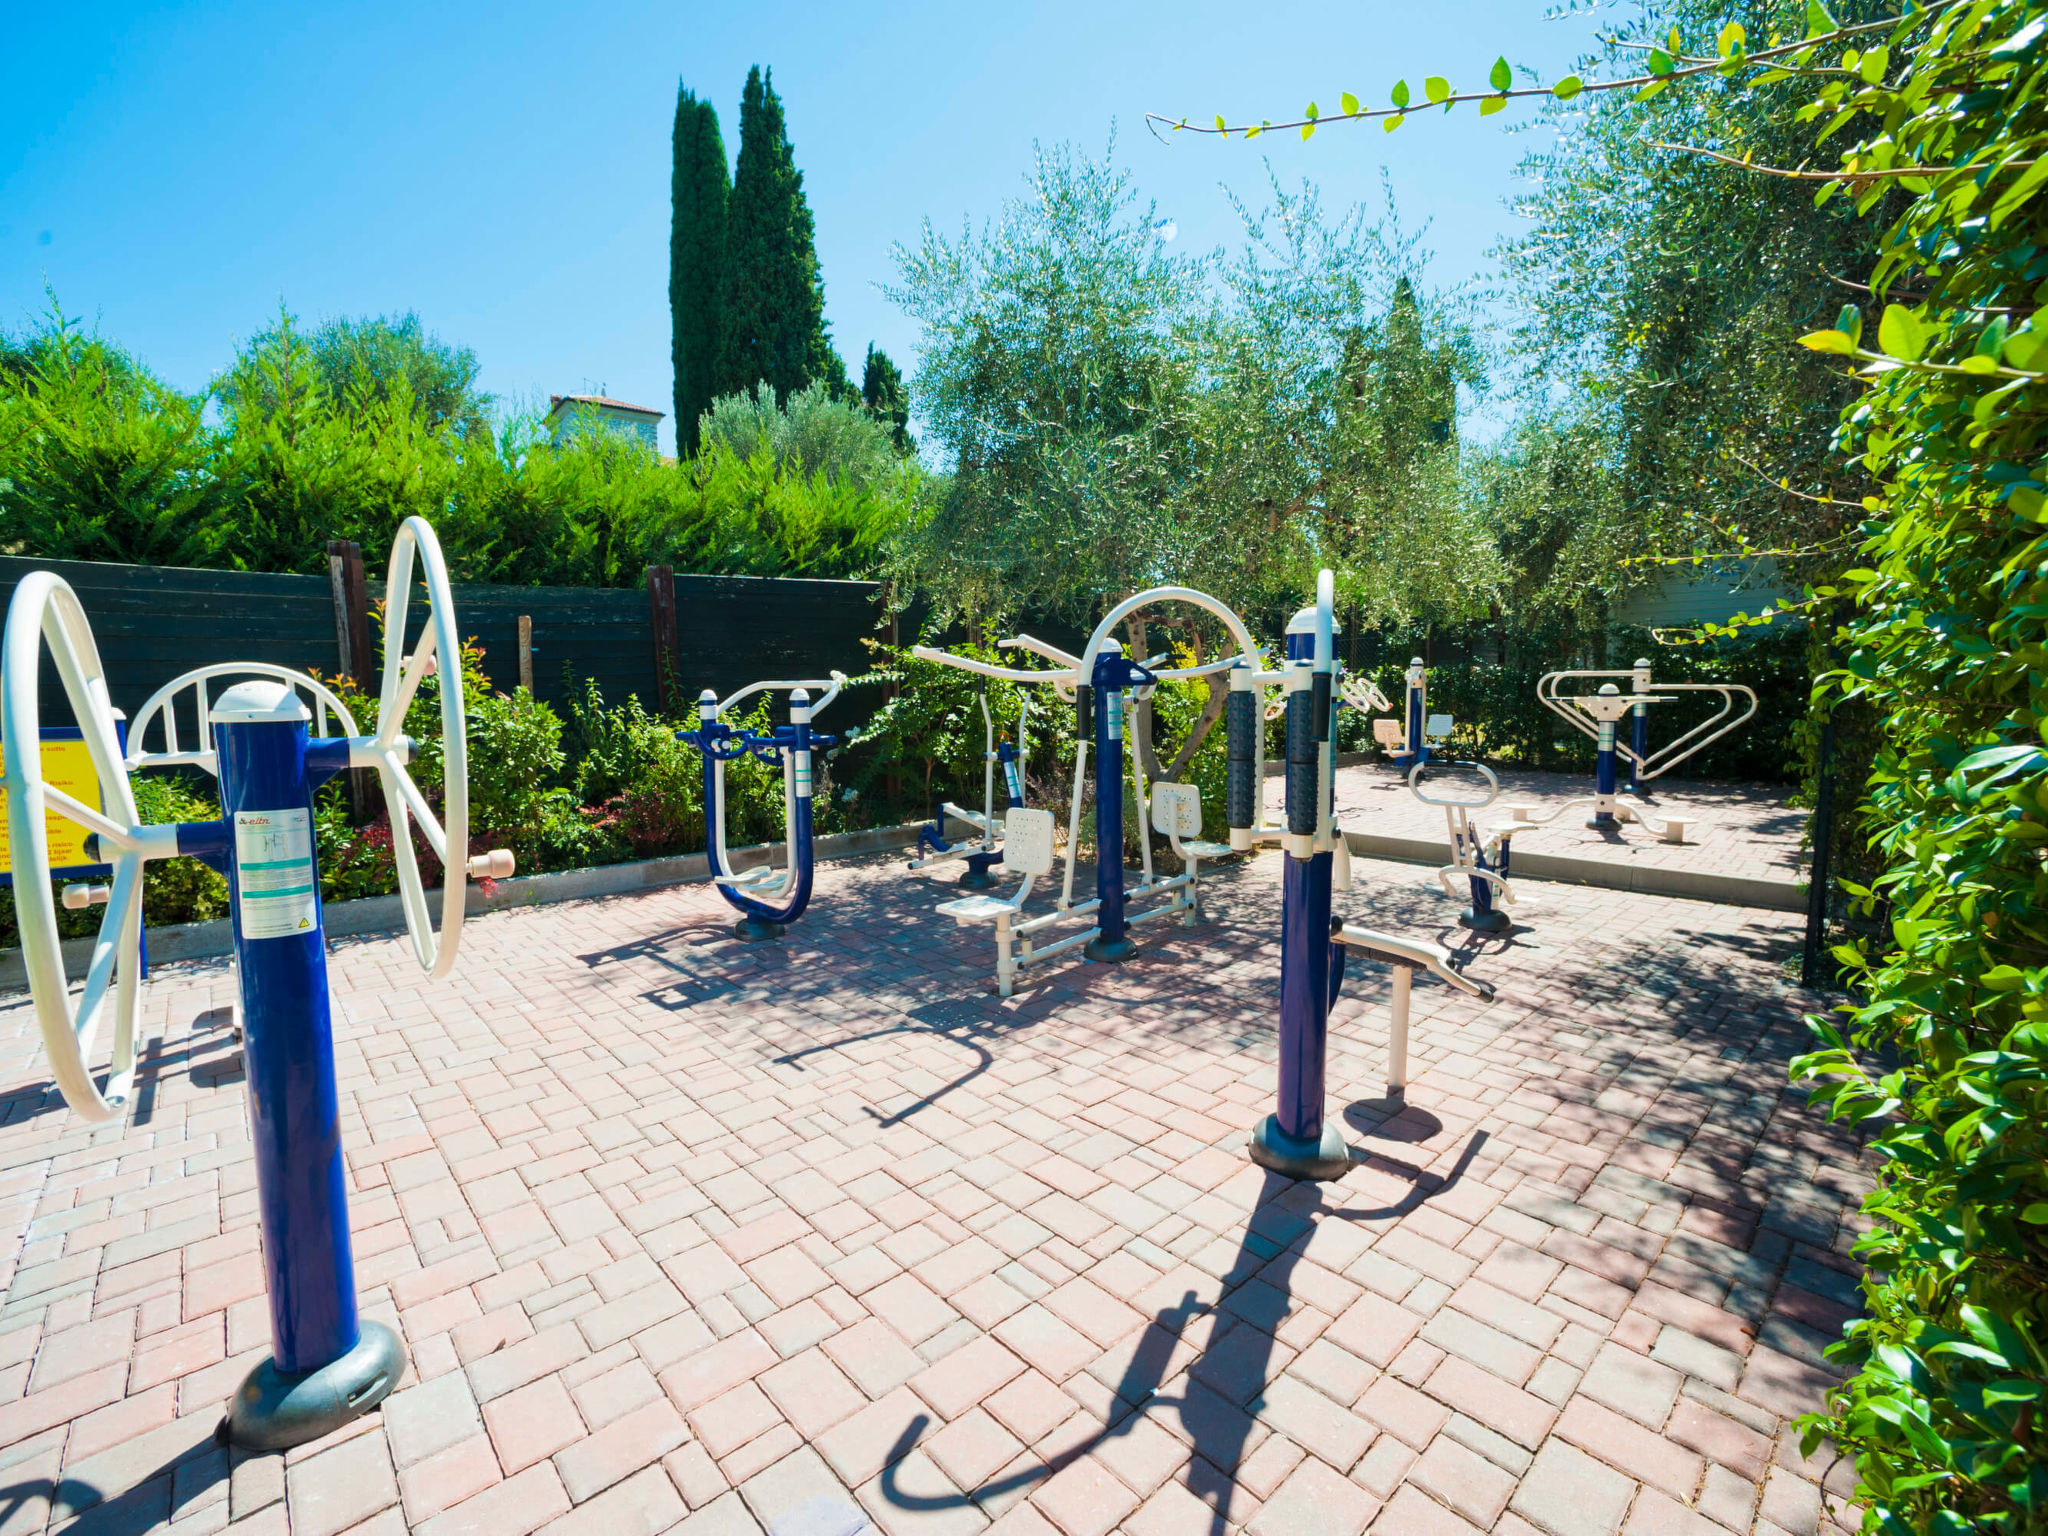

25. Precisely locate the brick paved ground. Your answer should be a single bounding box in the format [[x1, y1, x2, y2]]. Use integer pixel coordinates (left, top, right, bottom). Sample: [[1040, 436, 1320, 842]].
[[1280, 763, 1805, 888], [0, 848, 1868, 1535]]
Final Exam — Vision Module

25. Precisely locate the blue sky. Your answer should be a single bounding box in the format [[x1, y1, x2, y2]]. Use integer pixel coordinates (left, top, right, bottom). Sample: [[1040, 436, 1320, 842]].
[[1, 1, 1616, 455]]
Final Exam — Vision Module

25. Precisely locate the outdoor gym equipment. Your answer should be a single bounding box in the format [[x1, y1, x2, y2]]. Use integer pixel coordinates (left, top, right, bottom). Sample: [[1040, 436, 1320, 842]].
[[680, 673, 845, 941], [917, 602, 1275, 995], [1512, 663, 1758, 838], [906, 685, 1029, 889], [3, 515, 513, 1450], [1245, 574, 1496, 1181], [1408, 758, 1521, 934], [1374, 657, 1430, 769]]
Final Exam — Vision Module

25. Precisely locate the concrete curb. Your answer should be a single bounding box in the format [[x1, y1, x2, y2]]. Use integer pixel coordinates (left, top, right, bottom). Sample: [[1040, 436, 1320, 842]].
[[2, 816, 967, 987], [1342, 828, 1805, 912]]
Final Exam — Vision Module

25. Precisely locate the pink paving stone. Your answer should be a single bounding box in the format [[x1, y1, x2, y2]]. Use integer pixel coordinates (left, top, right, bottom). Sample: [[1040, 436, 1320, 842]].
[[1029, 1454, 1140, 1536], [285, 1427, 400, 1536], [821, 1318, 925, 1399], [398, 1433, 502, 1524], [1371, 1484, 1488, 1536], [1245, 1456, 1379, 1536], [482, 1373, 587, 1475], [555, 1397, 690, 1502], [415, 1461, 573, 1536]]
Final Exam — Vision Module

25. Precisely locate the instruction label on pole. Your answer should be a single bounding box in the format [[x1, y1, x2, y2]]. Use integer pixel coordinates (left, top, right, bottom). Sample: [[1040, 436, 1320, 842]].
[[233, 809, 318, 939]]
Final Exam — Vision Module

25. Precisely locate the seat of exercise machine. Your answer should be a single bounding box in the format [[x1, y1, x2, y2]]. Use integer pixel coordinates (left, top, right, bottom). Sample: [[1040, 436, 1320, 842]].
[[1178, 839, 1236, 859], [715, 866, 785, 889], [1330, 921, 1496, 1001], [935, 893, 1021, 922]]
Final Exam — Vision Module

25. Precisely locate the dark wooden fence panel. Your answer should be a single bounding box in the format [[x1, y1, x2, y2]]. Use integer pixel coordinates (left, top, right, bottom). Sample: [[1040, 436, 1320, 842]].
[[0, 557, 895, 741]]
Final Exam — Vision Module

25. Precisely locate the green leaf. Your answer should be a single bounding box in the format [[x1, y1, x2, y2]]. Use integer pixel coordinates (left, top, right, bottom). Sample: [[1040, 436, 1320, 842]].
[[1215, 115, 1227, 134], [1836, 303, 1863, 344], [1977, 316, 2009, 359], [2022, 1204, 2048, 1223], [1636, 81, 1667, 101], [1858, 45, 1888, 83], [1805, 0, 1836, 39], [1960, 355, 2001, 375], [1245, 123, 1262, 139], [1552, 75, 1583, 100], [1480, 95, 1508, 116], [1490, 56, 1512, 91], [1304, 101, 1319, 120], [1302, 121, 1316, 140], [1717, 20, 1746, 56], [1800, 330, 1860, 356], [2003, 325, 2048, 372], [1878, 304, 1927, 363], [1383, 115, 1402, 133], [1391, 79, 1410, 108], [1339, 91, 1359, 116], [1648, 48, 1674, 75], [1425, 76, 1450, 104], [1993, 157, 2048, 231]]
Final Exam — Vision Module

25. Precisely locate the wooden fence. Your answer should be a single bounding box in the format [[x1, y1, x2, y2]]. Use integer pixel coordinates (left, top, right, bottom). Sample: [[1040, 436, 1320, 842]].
[[0, 548, 894, 734]]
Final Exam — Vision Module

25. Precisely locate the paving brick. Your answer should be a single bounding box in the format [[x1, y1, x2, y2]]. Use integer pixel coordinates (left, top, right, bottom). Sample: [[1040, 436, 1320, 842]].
[[482, 1374, 586, 1475], [660, 1330, 777, 1414], [554, 1397, 689, 1502], [1557, 1395, 1704, 1493], [910, 1335, 1027, 1422], [1370, 1483, 1486, 1536], [1030, 1453, 1140, 1536], [1324, 1293, 1423, 1367], [398, 1433, 501, 1524], [1509, 1438, 1636, 1536], [385, 1369, 485, 1469], [284, 1428, 399, 1536], [822, 1318, 924, 1399], [416, 1461, 573, 1536], [1411, 1435, 1519, 1528], [1425, 1357, 1558, 1450], [1581, 1342, 1684, 1430]]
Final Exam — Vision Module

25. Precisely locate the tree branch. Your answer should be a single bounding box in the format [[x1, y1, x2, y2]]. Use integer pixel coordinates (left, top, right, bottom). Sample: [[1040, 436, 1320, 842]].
[[1654, 141, 2037, 182]]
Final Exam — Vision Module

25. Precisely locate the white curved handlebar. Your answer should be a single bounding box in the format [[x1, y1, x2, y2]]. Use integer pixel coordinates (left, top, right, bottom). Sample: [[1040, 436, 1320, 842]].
[[127, 664, 360, 776], [1536, 669, 1759, 782], [1408, 760, 1500, 808], [714, 671, 848, 718]]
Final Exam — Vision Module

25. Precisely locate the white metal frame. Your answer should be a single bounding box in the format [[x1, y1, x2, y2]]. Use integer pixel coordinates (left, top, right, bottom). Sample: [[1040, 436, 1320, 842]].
[[1407, 759, 1519, 912]]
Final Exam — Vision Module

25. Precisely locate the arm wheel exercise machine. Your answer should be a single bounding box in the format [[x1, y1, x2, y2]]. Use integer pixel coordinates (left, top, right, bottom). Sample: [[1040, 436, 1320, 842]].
[[4, 515, 511, 1450]]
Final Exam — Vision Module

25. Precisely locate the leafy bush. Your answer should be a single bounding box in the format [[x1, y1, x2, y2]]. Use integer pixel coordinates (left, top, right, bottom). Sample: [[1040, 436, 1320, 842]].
[[699, 379, 907, 490], [0, 306, 925, 584]]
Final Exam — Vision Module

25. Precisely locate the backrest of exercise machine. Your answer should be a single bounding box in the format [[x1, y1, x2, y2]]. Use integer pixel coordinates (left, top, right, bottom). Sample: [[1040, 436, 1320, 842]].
[[1426, 713, 1455, 740], [1149, 781, 1203, 839], [1372, 717, 1405, 748], [1002, 807, 1057, 876]]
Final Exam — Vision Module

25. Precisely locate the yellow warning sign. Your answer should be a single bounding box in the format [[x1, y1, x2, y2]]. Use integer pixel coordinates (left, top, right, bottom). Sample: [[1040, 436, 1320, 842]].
[[0, 737, 108, 875]]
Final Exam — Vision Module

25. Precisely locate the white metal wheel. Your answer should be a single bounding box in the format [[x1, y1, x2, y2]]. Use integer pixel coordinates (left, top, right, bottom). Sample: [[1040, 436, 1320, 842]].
[[127, 664, 359, 777], [371, 517, 481, 978], [2, 573, 162, 1121]]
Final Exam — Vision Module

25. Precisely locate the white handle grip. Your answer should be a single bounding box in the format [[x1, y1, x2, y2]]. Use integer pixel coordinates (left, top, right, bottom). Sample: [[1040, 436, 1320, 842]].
[[61, 884, 111, 910], [467, 849, 516, 880]]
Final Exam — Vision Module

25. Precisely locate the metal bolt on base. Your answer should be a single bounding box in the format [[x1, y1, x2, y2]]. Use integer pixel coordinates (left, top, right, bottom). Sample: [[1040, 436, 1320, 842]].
[[226, 1320, 406, 1451]]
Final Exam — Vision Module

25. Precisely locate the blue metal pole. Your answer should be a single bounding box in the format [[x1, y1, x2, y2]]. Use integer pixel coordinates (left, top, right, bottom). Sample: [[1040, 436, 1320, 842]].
[[1405, 657, 1426, 768], [210, 683, 402, 1450], [1592, 717, 1621, 828], [1085, 644, 1136, 963], [1629, 658, 1651, 796], [1250, 609, 1349, 1180]]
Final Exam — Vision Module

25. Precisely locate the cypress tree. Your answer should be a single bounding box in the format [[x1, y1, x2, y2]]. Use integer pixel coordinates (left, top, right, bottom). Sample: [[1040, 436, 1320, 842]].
[[670, 85, 729, 456], [715, 66, 839, 403], [860, 344, 911, 453]]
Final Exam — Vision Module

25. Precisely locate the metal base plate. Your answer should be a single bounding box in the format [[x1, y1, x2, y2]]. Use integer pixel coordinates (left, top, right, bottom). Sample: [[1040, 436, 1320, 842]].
[[1084, 933, 1139, 963], [958, 867, 999, 890], [1247, 1114, 1352, 1181], [733, 917, 786, 942], [1460, 908, 1511, 933], [226, 1320, 406, 1451]]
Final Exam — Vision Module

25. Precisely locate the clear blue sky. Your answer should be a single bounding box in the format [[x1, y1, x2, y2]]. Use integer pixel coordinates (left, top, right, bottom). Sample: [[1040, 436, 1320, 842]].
[[2, 1, 1613, 456]]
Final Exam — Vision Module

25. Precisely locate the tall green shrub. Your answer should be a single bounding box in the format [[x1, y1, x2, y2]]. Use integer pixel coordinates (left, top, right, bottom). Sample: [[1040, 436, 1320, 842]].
[[671, 85, 729, 456]]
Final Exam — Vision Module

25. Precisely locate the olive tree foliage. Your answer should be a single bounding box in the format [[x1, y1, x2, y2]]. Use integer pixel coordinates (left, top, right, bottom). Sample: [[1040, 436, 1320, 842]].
[[1495, 0, 1898, 598], [883, 139, 1503, 641]]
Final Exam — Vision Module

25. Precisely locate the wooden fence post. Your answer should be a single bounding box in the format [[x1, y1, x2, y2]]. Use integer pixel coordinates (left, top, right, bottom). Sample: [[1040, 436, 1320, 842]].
[[647, 565, 680, 714], [326, 540, 378, 823], [517, 615, 534, 696]]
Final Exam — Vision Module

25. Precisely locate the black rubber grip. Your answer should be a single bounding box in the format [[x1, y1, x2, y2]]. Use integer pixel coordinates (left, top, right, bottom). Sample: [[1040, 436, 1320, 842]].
[[1286, 690, 1316, 836], [1225, 689, 1256, 830], [1312, 671, 1332, 743], [1077, 687, 1093, 737]]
